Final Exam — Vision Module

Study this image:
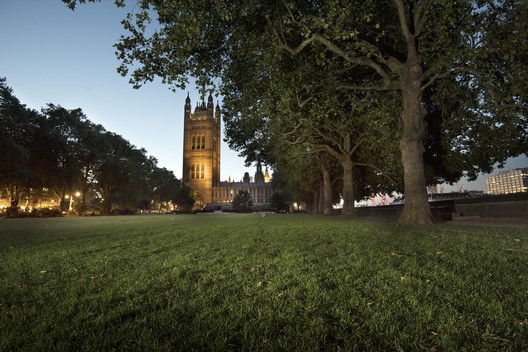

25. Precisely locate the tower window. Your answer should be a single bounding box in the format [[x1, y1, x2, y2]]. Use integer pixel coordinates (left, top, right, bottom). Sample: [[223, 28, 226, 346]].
[[201, 164, 205, 179], [201, 135, 206, 149], [191, 136, 196, 150], [190, 164, 195, 179]]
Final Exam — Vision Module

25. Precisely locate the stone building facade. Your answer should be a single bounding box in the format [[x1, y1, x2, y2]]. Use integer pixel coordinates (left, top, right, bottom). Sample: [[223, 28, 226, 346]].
[[182, 94, 272, 208]]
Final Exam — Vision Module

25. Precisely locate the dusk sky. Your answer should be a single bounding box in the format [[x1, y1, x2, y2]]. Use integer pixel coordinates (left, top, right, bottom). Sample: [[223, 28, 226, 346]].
[[0, 0, 258, 183], [1, 0, 526, 194]]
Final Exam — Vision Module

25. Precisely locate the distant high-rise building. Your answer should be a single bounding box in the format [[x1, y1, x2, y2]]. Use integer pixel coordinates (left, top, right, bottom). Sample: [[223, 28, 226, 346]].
[[486, 168, 528, 195]]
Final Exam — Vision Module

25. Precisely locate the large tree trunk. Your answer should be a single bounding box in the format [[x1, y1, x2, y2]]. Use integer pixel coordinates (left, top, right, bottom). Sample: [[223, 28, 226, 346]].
[[398, 54, 434, 224], [341, 159, 357, 218], [10, 184, 19, 207], [59, 187, 67, 211], [317, 184, 324, 214], [312, 189, 319, 214], [321, 164, 333, 216]]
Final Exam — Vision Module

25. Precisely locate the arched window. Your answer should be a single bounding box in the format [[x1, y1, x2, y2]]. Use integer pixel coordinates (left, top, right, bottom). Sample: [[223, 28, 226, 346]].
[[201, 164, 205, 178], [201, 135, 206, 149], [191, 135, 196, 150], [190, 164, 195, 179]]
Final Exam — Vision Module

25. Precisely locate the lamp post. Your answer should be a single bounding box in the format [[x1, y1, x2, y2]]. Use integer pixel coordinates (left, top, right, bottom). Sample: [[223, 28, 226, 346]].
[[68, 192, 81, 212]]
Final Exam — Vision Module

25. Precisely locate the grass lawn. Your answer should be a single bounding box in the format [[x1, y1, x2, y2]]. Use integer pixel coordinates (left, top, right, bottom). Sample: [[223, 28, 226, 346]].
[[0, 214, 527, 351]]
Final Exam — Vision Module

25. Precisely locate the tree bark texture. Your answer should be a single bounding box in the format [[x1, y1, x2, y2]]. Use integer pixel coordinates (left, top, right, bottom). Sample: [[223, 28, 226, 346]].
[[312, 189, 320, 214], [398, 56, 434, 224], [318, 184, 324, 214], [322, 164, 333, 216], [341, 159, 357, 218]]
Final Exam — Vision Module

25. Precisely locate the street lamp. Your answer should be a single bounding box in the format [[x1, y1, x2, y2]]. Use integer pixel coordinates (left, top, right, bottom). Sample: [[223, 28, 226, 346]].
[[68, 192, 81, 212]]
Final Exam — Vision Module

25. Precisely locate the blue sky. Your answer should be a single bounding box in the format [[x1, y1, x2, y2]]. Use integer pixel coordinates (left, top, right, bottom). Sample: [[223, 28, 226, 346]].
[[1, 0, 526, 193], [0, 0, 258, 182]]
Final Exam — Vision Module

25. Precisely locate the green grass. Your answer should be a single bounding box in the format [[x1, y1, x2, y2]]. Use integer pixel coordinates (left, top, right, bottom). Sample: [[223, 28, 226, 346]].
[[0, 214, 527, 351]]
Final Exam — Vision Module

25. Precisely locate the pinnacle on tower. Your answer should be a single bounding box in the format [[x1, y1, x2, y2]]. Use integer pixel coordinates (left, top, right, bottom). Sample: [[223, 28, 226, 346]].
[[207, 93, 214, 110]]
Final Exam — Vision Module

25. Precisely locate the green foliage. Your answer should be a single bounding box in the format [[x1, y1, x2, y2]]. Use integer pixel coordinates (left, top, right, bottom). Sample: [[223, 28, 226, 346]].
[[0, 77, 39, 206], [0, 78, 190, 214], [61, 0, 527, 224], [270, 191, 289, 211], [0, 215, 527, 351], [232, 190, 253, 210]]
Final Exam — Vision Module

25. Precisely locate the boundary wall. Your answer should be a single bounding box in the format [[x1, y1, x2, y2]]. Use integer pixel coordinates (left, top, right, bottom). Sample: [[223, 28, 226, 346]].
[[355, 193, 528, 221]]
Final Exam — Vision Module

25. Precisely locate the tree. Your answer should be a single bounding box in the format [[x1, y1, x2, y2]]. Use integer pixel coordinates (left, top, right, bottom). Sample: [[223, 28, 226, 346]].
[[273, 64, 401, 217], [0, 78, 37, 207], [267, 0, 527, 223], [1, 76, 196, 216], [97, 132, 163, 214], [73, 118, 110, 208], [63, 0, 527, 224], [149, 166, 195, 212], [35, 105, 88, 209], [222, 41, 402, 217], [232, 190, 253, 211], [269, 191, 288, 212]]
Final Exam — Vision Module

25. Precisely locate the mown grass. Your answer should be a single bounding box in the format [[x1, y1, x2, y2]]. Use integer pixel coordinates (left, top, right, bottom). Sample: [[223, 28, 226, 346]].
[[0, 214, 526, 351]]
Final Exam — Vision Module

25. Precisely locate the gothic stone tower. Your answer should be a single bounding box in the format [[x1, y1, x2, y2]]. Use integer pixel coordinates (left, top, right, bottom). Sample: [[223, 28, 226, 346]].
[[182, 93, 221, 206]]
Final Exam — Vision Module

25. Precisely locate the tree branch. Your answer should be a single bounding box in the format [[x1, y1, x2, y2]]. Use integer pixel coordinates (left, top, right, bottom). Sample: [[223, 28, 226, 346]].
[[420, 70, 453, 91], [337, 82, 399, 91], [357, 162, 398, 184], [394, 0, 413, 44]]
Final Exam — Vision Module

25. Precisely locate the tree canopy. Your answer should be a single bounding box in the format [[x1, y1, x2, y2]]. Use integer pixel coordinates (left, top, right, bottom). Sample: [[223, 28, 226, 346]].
[[232, 190, 253, 211], [0, 78, 193, 215], [63, 0, 527, 224]]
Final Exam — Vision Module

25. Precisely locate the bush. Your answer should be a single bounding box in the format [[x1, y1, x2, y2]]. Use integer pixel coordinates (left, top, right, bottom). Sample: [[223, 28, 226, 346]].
[[32, 207, 62, 218], [1, 207, 62, 218], [109, 208, 136, 215], [77, 206, 101, 216], [4, 206, 20, 218]]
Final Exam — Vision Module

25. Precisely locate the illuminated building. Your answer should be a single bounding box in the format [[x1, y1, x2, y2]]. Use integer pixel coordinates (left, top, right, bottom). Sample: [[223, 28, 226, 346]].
[[486, 168, 528, 195], [182, 94, 272, 207]]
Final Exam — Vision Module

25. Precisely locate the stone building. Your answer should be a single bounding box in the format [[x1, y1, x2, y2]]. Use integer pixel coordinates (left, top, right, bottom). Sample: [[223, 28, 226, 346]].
[[182, 94, 272, 208]]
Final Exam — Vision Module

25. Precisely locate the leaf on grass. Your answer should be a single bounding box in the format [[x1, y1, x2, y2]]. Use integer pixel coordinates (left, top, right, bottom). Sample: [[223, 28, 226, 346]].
[[436, 251, 444, 257], [256, 281, 270, 287], [431, 331, 439, 336], [39, 270, 47, 274], [391, 251, 403, 257]]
